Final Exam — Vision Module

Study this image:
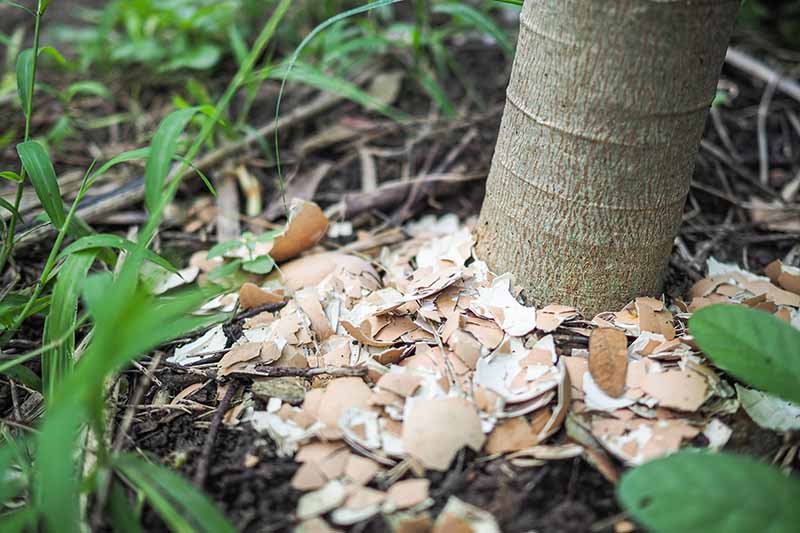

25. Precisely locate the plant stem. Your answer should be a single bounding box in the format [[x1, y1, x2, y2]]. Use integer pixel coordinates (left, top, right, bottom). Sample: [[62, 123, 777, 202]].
[[0, 2, 45, 273], [139, 0, 293, 246], [0, 175, 91, 346]]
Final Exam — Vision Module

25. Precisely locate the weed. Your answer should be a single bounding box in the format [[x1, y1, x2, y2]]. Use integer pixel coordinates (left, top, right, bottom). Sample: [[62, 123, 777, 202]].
[[617, 305, 800, 533], [0, 0, 292, 529]]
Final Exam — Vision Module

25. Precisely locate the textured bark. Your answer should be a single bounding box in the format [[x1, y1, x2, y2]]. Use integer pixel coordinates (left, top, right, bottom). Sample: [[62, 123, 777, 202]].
[[477, 0, 739, 315]]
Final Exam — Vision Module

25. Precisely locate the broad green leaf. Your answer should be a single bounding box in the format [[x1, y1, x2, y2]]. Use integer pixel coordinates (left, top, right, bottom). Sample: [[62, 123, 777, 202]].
[[15, 49, 34, 116], [618, 451, 800, 533], [42, 251, 97, 397], [58, 234, 176, 272], [115, 454, 235, 533], [144, 108, 198, 214], [690, 305, 800, 404], [433, 3, 514, 56], [17, 140, 66, 229], [242, 255, 274, 274], [736, 384, 800, 432]]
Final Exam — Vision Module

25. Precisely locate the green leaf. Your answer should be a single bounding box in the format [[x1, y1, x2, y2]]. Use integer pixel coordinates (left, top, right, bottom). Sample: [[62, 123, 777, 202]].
[[161, 44, 222, 72], [206, 239, 242, 260], [0, 197, 23, 221], [17, 140, 66, 229], [208, 259, 242, 281], [35, 284, 217, 533], [0, 507, 37, 532], [0, 445, 26, 505], [86, 147, 150, 189], [690, 305, 800, 404], [433, 3, 514, 57], [618, 451, 800, 533], [15, 49, 34, 116], [261, 62, 410, 123], [242, 255, 274, 274], [115, 454, 236, 533], [108, 480, 144, 533], [64, 81, 111, 102], [0, 171, 23, 183], [58, 234, 176, 272], [38, 46, 67, 66], [42, 251, 97, 397], [0, 1, 35, 17], [144, 108, 199, 214]]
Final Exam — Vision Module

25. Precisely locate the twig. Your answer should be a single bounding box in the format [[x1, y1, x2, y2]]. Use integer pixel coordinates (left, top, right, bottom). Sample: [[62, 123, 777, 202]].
[[16, 91, 345, 249], [725, 48, 800, 104], [194, 383, 238, 488], [228, 365, 367, 380], [757, 77, 779, 185], [91, 353, 163, 529]]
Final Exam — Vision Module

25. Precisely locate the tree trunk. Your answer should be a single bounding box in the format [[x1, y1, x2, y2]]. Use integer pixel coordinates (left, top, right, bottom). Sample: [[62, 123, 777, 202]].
[[476, 0, 739, 315]]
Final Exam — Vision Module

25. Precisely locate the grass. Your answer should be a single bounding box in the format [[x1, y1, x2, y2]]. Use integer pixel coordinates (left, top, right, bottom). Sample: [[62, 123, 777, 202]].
[[0, 0, 519, 529]]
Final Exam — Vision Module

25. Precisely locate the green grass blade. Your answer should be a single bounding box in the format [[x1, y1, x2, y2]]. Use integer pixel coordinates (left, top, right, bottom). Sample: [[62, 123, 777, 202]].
[[108, 480, 144, 533], [16, 140, 66, 229], [115, 453, 235, 533], [274, 0, 404, 208], [433, 3, 514, 57], [57, 234, 176, 272], [34, 394, 81, 533], [0, 445, 26, 505], [0, 507, 37, 532], [15, 49, 34, 117], [35, 285, 218, 533], [416, 64, 456, 117], [143, 108, 199, 214], [0, 197, 23, 221], [42, 251, 97, 398]]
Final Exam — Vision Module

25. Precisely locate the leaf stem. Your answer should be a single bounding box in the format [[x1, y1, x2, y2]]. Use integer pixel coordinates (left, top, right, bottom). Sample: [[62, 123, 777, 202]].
[[0, 1, 44, 273]]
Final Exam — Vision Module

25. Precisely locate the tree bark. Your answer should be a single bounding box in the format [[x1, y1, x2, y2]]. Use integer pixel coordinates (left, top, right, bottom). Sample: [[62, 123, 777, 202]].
[[476, 0, 739, 315]]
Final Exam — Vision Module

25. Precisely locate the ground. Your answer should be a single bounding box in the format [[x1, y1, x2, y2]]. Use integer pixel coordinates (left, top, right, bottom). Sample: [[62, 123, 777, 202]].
[[0, 1, 799, 532]]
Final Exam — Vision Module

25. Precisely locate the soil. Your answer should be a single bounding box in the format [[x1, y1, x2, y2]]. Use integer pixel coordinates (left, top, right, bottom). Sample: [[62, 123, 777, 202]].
[[1, 3, 799, 532]]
